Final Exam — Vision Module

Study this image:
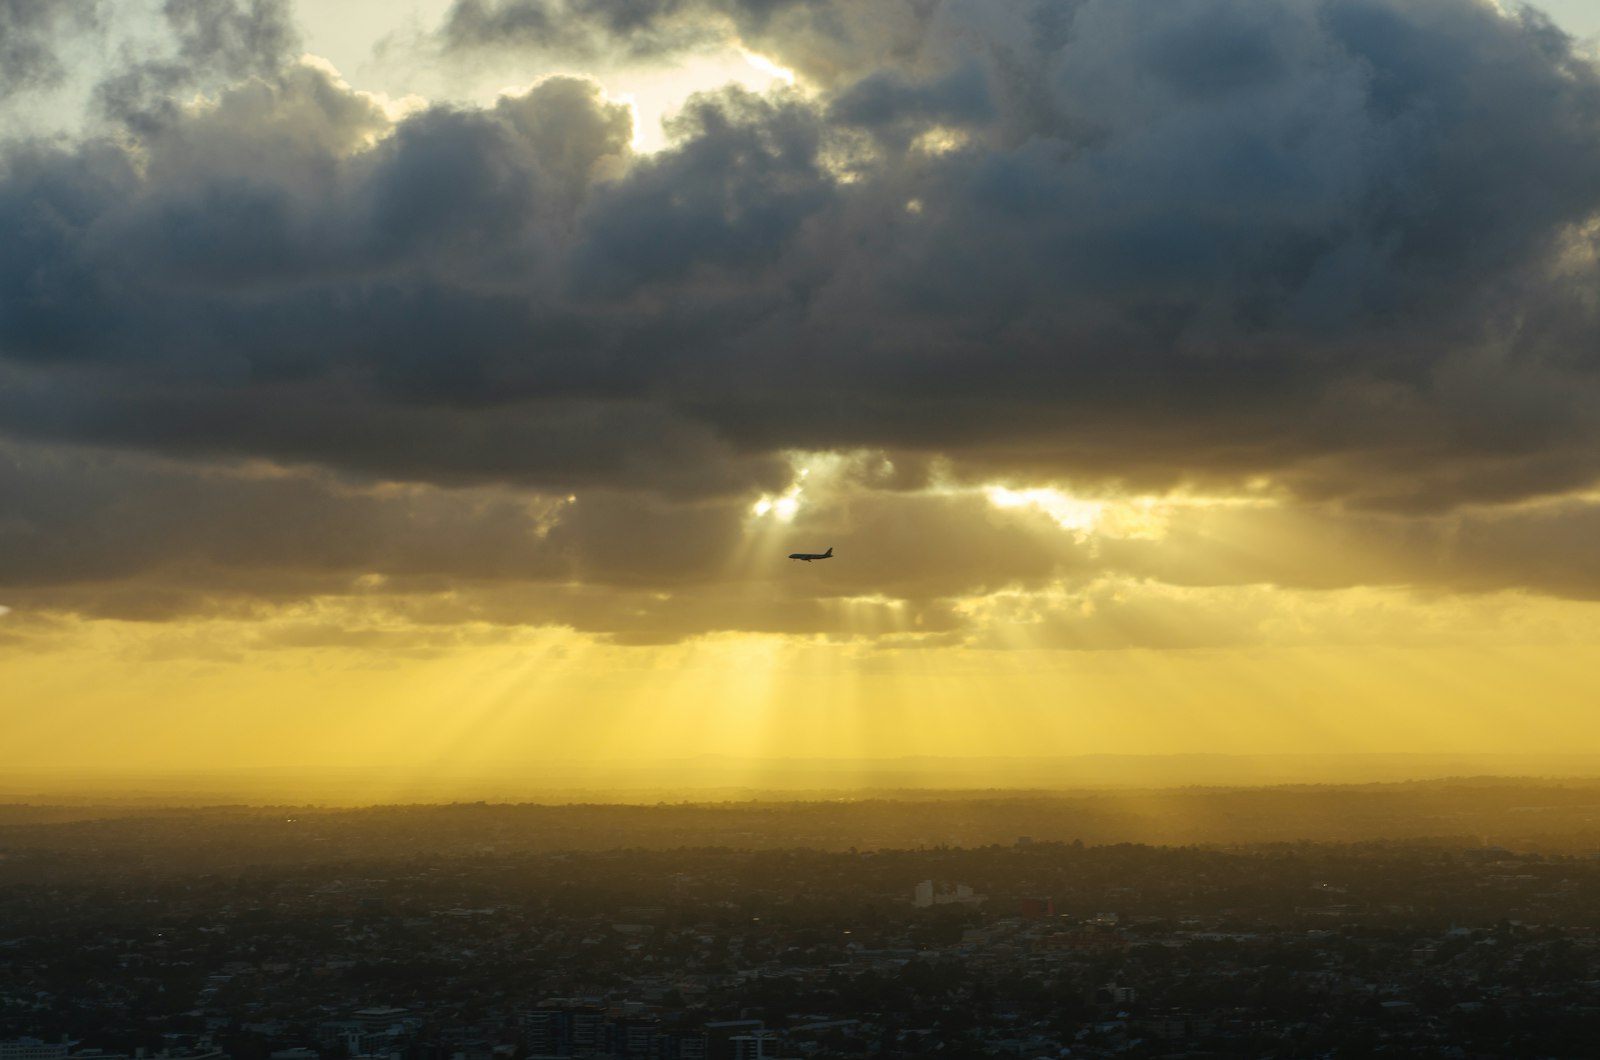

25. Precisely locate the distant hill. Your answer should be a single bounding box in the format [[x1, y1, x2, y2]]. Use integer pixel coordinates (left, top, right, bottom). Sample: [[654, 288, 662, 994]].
[[4, 752, 1600, 805]]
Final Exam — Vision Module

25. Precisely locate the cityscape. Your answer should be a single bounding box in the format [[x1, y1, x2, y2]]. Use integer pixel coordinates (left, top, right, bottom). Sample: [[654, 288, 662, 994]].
[[5, 782, 1600, 1057]]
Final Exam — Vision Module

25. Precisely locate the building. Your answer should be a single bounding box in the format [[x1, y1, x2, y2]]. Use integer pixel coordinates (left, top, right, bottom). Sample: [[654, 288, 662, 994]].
[[912, 880, 985, 908], [1018, 896, 1055, 918], [1, 1041, 70, 1060]]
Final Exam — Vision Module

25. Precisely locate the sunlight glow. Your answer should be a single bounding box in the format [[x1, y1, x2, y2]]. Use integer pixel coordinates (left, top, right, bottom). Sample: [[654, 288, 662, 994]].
[[912, 125, 970, 155], [987, 486, 1105, 537], [752, 457, 864, 521], [300, 54, 427, 126], [983, 483, 1280, 541], [9, 591, 1600, 785], [605, 47, 804, 153], [738, 47, 798, 86], [753, 479, 803, 522], [15, 2, 1600, 805]]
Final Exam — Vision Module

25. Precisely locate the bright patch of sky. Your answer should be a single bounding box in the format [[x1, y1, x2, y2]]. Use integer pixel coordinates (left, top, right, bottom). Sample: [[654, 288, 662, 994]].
[[293, 0, 798, 153], [13, 2, 1592, 147], [1518, 0, 1600, 48]]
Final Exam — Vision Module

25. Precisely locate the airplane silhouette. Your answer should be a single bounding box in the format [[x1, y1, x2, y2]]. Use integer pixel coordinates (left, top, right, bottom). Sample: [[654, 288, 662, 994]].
[[788, 546, 833, 562]]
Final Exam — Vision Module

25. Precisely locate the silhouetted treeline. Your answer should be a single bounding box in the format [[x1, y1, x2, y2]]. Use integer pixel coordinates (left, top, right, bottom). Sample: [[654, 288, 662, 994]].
[[4, 780, 1600, 877]]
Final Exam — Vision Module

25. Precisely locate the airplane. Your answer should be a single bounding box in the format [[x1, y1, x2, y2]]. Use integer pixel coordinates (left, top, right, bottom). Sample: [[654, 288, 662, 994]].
[[788, 546, 833, 562]]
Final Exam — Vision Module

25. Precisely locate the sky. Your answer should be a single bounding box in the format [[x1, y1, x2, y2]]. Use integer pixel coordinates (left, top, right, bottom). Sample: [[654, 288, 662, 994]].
[[5, 0, 1600, 793]]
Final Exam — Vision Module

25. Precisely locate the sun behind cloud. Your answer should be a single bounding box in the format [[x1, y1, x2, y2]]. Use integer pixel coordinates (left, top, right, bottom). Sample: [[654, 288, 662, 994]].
[[4, 0, 1600, 788]]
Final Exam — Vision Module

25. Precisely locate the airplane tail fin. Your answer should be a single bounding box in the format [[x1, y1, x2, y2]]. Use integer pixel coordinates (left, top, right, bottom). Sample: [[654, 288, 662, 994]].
[[824, 546, 833, 557]]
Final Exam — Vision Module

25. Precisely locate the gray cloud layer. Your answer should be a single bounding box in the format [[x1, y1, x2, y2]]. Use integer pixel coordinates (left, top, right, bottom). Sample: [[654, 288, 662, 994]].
[[0, 0, 98, 100], [4, 0, 1600, 638], [7, 432, 1600, 647]]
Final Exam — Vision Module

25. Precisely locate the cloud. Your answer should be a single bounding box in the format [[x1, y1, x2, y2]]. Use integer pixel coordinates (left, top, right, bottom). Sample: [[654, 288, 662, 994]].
[[958, 576, 1600, 651], [0, 0, 99, 101], [436, 0, 924, 78], [440, 0, 729, 62], [0, 438, 572, 591], [7, 1, 1600, 504], [4, 0, 1600, 639], [92, 0, 302, 132], [10, 428, 1600, 648]]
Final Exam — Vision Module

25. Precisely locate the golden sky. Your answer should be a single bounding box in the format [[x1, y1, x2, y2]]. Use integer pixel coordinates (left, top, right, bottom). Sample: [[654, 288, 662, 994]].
[[4, 0, 1600, 790]]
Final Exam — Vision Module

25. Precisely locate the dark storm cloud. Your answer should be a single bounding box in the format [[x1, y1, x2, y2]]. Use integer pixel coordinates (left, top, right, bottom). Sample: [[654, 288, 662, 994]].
[[441, 0, 709, 60], [8, 0, 1599, 501], [93, 0, 301, 132], [5, 0, 1600, 633], [827, 64, 994, 135], [14, 430, 1600, 650], [572, 88, 836, 295], [0, 440, 570, 591], [163, 0, 298, 77], [439, 0, 820, 63], [0, 436, 1077, 627], [0, 61, 794, 496], [0, 0, 98, 100]]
